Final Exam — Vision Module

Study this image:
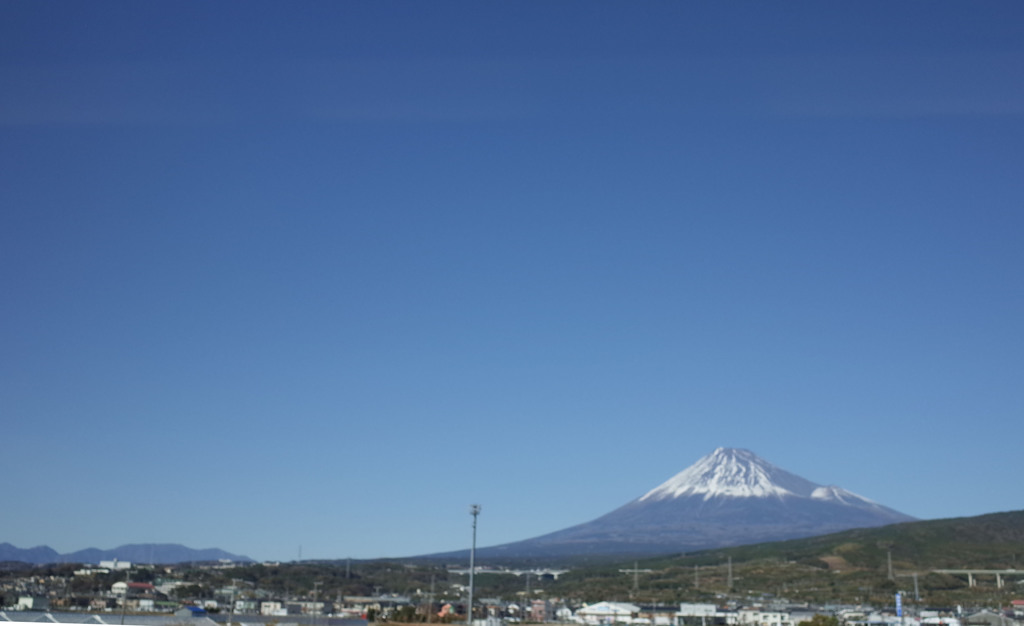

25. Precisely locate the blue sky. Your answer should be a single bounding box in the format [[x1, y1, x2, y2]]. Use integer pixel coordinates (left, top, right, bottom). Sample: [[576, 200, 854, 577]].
[[2, 1, 1022, 563]]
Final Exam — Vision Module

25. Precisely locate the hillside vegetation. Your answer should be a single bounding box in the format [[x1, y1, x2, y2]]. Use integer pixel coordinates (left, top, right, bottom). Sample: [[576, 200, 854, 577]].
[[542, 510, 1024, 606]]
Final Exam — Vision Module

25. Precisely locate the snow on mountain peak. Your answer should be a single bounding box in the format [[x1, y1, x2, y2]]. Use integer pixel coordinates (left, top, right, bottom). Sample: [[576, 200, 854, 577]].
[[810, 485, 877, 506], [639, 447, 820, 502]]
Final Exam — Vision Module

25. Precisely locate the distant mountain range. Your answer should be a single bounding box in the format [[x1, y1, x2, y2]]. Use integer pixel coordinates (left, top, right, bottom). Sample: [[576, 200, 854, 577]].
[[433, 447, 916, 559], [0, 542, 252, 565]]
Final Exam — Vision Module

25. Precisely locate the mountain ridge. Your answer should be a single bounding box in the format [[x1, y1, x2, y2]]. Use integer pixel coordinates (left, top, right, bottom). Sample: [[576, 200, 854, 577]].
[[0, 542, 252, 565]]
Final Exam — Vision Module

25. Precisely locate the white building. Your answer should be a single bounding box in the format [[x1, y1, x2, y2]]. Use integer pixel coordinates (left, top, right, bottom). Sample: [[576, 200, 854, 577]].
[[737, 609, 793, 626], [577, 602, 641, 625], [677, 604, 734, 626], [261, 601, 287, 616], [17, 597, 50, 611]]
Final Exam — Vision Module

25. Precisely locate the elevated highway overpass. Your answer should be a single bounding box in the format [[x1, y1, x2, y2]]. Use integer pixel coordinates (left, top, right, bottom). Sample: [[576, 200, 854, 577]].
[[932, 569, 1023, 588]]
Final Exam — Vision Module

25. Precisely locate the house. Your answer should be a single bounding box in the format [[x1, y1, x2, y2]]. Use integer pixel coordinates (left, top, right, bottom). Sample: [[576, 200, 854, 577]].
[[260, 601, 287, 616], [533, 599, 554, 622], [111, 581, 156, 597], [233, 599, 260, 614]]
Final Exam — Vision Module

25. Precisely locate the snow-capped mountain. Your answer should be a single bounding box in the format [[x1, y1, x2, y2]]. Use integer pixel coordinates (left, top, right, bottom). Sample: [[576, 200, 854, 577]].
[[639, 447, 819, 501], [639, 448, 885, 508], [473, 447, 915, 558]]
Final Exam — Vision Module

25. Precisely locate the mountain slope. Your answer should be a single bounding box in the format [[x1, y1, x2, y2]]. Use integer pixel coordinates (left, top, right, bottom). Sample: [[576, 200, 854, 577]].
[[675, 508, 1024, 569], [0, 543, 61, 564], [468, 447, 915, 559]]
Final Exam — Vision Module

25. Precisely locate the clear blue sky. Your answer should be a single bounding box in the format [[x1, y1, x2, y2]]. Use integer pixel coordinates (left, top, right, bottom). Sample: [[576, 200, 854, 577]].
[[2, 1, 1022, 563]]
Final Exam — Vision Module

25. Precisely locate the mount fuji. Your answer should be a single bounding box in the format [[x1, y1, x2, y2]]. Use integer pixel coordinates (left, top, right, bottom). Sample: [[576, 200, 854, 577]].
[[477, 447, 916, 558]]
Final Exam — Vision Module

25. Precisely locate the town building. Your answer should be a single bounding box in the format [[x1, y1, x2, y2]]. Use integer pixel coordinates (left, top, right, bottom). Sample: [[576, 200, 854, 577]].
[[577, 601, 641, 625], [677, 603, 735, 626]]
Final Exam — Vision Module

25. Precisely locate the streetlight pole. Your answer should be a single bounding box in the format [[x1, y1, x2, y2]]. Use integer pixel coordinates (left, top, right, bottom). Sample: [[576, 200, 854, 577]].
[[227, 582, 236, 626], [467, 504, 480, 626]]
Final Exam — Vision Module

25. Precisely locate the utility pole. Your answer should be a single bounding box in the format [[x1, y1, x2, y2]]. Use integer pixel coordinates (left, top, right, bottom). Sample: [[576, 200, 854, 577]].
[[619, 562, 653, 599], [120, 569, 129, 625], [727, 556, 733, 591], [226, 579, 237, 626], [467, 504, 480, 626]]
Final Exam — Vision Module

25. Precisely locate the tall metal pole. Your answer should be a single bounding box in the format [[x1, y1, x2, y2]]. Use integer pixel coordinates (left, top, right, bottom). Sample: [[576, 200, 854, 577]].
[[227, 580, 236, 626], [467, 504, 480, 626]]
